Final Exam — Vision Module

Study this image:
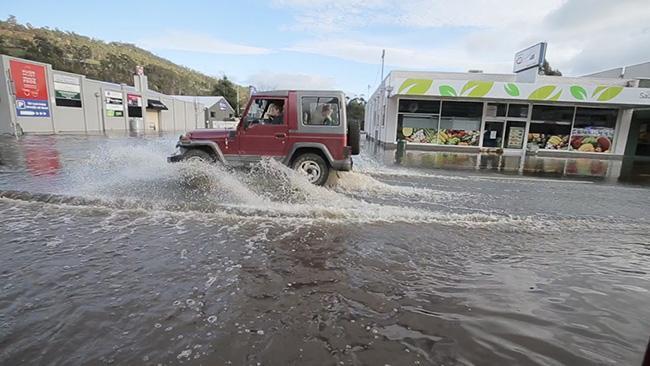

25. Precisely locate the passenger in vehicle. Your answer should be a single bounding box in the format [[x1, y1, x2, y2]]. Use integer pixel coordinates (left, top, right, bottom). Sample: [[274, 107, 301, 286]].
[[321, 104, 334, 125], [264, 103, 284, 124]]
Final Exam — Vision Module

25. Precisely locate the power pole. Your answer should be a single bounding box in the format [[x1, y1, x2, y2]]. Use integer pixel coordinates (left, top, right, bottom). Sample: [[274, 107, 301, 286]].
[[380, 49, 385, 84], [236, 87, 240, 117]]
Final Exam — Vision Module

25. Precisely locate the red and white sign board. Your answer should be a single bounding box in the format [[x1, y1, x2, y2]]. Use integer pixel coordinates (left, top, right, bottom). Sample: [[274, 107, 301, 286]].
[[10, 60, 50, 117]]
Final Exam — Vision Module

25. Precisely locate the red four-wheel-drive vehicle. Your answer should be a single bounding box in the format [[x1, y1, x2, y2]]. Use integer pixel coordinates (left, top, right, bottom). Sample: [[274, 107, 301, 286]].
[[168, 90, 360, 185]]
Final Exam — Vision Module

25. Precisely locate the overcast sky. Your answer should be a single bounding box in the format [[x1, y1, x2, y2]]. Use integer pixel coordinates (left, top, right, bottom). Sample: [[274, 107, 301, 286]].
[[2, 0, 649, 96]]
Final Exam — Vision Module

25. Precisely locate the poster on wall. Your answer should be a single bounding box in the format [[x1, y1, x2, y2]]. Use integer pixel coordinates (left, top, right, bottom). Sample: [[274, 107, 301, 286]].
[[506, 126, 525, 148], [10, 60, 50, 117], [127, 94, 142, 107], [53, 74, 82, 107], [105, 90, 124, 117]]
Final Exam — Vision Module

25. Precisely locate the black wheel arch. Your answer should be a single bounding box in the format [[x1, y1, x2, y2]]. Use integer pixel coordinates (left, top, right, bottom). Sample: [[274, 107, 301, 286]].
[[179, 140, 225, 163], [286, 144, 333, 166]]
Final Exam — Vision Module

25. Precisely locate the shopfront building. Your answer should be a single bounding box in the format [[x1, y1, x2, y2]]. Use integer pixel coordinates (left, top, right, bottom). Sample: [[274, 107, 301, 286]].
[[366, 70, 650, 159]]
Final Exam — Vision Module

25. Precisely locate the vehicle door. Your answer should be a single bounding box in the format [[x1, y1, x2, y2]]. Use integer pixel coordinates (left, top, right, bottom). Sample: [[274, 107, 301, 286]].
[[238, 97, 289, 158]]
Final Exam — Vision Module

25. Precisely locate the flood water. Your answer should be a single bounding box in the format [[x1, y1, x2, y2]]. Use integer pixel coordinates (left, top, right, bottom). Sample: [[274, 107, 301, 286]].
[[0, 135, 649, 366]]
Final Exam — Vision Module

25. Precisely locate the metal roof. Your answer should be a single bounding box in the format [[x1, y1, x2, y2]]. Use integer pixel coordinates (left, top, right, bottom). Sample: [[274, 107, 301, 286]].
[[171, 95, 233, 110]]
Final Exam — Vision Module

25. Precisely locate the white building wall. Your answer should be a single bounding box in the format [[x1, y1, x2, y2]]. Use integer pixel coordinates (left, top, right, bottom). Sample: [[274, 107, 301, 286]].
[[159, 96, 175, 132], [613, 109, 634, 155], [0, 55, 16, 134], [0, 55, 206, 136], [51, 71, 86, 133], [81, 80, 104, 133]]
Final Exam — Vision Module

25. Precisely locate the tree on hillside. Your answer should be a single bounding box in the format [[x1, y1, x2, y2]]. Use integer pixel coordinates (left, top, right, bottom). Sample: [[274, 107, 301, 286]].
[[540, 59, 562, 76], [212, 77, 239, 115], [346, 97, 366, 130], [0, 18, 226, 96]]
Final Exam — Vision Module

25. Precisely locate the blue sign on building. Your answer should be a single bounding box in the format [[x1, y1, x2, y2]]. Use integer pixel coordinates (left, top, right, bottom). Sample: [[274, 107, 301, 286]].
[[16, 99, 50, 117]]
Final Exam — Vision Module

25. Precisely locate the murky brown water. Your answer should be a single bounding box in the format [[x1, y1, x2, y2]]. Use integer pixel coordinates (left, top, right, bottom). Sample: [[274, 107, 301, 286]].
[[0, 135, 649, 365]]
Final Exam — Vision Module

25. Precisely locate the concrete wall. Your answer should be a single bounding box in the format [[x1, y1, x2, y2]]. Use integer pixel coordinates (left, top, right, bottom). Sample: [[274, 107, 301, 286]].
[[52, 71, 85, 133], [0, 54, 205, 136], [82, 80, 104, 133], [0, 55, 15, 134], [102, 88, 127, 131], [159, 95, 175, 132], [6, 57, 55, 134], [173, 99, 184, 132]]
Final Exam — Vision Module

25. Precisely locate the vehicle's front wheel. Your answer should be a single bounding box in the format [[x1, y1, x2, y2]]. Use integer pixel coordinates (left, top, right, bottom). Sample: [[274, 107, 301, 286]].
[[292, 153, 329, 186], [181, 149, 215, 163]]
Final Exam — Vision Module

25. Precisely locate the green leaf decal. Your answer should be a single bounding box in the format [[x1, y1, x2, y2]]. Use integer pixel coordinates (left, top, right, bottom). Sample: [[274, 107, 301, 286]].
[[570, 86, 587, 100], [592, 86, 607, 98], [528, 85, 557, 100], [596, 86, 623, 101], [398, 79, 433, 95], [504, 83, 520, 97], [439, 85, 457, 97], [460, 81, 494, 97]]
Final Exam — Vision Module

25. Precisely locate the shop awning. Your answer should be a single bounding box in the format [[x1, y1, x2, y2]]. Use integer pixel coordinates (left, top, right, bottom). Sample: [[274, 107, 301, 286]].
[[147, 99, 168, 110]]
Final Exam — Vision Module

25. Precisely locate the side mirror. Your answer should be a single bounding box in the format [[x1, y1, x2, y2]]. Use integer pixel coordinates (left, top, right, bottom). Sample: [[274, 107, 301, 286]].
[[242, 117, 251, 129]]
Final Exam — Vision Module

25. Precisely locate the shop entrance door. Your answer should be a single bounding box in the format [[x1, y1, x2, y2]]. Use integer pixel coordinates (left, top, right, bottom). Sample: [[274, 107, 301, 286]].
[[146, 110, 160, 131], [481, 103, 530, 151], [503, 121, 527, 149], [483, 121, 504, 148]]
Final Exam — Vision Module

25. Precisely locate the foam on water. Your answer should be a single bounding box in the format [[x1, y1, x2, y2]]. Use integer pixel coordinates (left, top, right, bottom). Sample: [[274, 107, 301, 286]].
[[1, 140, 643, 232]]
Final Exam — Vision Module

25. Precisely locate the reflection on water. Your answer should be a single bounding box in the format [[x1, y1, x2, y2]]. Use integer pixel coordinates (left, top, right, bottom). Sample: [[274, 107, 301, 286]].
[[0, 134, 649, 366], [367, 143, 650, 184]]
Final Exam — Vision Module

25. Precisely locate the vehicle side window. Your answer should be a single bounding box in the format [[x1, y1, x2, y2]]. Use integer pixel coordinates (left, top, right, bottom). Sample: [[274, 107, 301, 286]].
[[301, 97, 340, 126], [246, 98, 286, 125]]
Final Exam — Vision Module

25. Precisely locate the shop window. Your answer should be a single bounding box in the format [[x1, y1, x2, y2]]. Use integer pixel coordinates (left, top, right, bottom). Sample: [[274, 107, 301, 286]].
[[528, 105, 574, 150], [570, 108, 617, 153], [397, 99, 441, 144], [507, 104, 529, 118], [301, 97, 340, 126], [398, 114, 438, 143], [398, 99, 440, 114], [438, 101, 482, 146], [531, 105, 574, 122], [486, 103, 506, 118]]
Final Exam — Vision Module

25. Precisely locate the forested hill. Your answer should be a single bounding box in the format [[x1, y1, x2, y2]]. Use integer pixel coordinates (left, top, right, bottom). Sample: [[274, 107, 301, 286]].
[[0, 17, 225, 96]]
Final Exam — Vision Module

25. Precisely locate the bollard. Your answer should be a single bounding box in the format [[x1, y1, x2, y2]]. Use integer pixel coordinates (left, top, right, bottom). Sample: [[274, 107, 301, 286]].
[[395, 139, 406, 165]]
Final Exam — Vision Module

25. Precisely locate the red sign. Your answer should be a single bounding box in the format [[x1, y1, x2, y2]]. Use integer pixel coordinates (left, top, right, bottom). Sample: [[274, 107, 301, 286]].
[[127, 93, 142, 107], [10, 60, 48, 101]]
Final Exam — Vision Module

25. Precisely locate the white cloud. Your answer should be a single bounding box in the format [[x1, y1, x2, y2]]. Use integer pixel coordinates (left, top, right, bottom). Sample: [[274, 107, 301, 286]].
[[277, 0, 650, 76], [274, 0, 564, 32], [285, 39, 509, 72], [137, 31, 271, 55], [247, 71, 336, 91]]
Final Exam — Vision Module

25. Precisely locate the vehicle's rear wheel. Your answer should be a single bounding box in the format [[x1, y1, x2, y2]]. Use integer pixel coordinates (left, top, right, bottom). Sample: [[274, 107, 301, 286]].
[[347, 119, 361, 155], [182, 149, 215, 163], [292, 153, 329, 186]]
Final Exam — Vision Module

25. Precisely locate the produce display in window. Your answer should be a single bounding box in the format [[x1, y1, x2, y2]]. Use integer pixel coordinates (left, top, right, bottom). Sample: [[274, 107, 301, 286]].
[[528, 133, 570, 150], [402, 128, 438, 144], [438, 129, 480, 146], [569, 128, 614, 153]]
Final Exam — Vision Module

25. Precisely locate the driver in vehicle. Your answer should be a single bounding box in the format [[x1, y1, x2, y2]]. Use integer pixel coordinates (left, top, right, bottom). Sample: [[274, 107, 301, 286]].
[[263, 103, 284, 124]]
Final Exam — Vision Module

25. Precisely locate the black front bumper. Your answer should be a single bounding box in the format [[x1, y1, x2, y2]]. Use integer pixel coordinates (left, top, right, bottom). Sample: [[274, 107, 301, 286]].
[[167, 153, 184, 163]]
